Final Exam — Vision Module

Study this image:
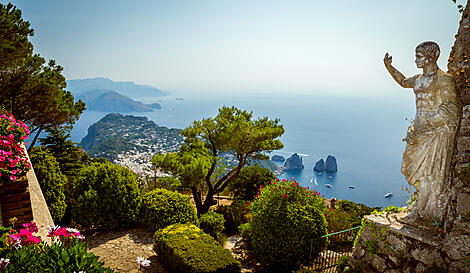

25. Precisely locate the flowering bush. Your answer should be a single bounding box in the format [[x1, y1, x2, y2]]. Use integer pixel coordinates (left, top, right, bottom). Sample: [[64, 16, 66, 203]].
[[250, 178, 328, 271], [0, 108, 31, 183], [0, 222, 114, 272]]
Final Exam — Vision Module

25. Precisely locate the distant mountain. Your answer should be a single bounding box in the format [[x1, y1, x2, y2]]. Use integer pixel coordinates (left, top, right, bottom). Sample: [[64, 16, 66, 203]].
[[80, 113, 182, 176], [80, 113, 183, 165], [67, 77, 168, 98], [78, 90, 161, 112]]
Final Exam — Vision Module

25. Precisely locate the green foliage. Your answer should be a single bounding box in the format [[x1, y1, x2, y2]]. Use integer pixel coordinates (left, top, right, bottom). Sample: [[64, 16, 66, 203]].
[[141, 188, 197, 231], [150, 176, 182, 191], [153, 106, 284, 214], [250, 180, 328, 271], [0, 3, 85, 149], [337, 200, 376, 226], [29, 147, 67, 223], [335, 256, 349, 273], [215, 200, 251, 235], [0, 3, 33, 68], [71, 161, 142, 229], [154, 223, 241, 273], [39, 127, 90, 179], [238, 222, 252, 249], [325, 209, 355, 233], [382, 205, 404, 213], [229, 165, 276, 201], [199, 211, 225, 240], [2, 240, 114, 273]]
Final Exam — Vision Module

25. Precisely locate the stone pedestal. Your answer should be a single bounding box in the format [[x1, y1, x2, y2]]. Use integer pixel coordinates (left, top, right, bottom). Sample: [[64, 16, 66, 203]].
[[349, 212, 470, 273]]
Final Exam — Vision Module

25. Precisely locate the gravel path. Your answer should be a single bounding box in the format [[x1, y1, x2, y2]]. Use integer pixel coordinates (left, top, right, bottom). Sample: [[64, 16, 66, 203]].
[[85, 227, 170, 273]]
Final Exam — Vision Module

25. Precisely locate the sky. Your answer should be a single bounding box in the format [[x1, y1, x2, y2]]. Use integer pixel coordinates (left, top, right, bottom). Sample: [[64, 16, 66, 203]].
[[2, 0, 466, 95]]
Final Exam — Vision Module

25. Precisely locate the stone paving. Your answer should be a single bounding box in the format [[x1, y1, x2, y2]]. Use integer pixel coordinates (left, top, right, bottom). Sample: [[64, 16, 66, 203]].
[[85, 227, 170, 273]]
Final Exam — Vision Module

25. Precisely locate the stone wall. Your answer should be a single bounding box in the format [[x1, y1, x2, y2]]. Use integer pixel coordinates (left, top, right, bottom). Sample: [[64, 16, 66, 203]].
[[0, 148, 53, 241], [349, 212, 470, 273]]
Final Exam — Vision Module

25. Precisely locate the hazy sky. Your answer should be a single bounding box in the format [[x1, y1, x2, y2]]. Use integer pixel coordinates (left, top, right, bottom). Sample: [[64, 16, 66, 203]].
[[2, 0, 465, 95]]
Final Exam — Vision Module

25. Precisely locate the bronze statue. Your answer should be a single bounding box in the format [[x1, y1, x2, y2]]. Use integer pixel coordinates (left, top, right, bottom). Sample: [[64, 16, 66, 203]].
[[384, 41, 459, 220]]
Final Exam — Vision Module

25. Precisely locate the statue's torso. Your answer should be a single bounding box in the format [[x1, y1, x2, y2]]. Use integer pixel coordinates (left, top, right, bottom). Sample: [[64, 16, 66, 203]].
[[412, 70, 458, 131], [414, 73, 441, 113]]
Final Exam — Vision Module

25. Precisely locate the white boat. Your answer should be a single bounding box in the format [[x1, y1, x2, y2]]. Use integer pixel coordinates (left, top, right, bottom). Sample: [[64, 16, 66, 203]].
[[318, 172, 323, 175], [325, 184, 332, 188], [328, 176, 333, 179], [384, 192, 393, 198], [314, 178, 318, 185], [349, 186, 355, 189]]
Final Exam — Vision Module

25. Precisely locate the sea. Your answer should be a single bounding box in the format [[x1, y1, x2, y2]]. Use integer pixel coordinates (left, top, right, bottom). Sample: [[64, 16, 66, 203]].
[[70, 91, 416, 209]]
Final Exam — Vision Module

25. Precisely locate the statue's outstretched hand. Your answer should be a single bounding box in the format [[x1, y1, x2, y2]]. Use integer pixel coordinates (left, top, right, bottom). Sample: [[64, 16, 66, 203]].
[[384, 53, 392, 67]]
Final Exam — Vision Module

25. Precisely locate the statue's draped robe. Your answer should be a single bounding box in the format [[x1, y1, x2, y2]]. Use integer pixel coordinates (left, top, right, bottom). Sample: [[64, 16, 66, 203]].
[[401, 70, 459, 219]]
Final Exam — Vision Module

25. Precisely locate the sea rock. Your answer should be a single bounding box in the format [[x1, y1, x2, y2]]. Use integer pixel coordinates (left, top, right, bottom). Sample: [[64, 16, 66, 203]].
[[271, 155, 285, 162], [284, 153, 304, 171], [325, 155, 337, 172], [313, 159, 325, 172]]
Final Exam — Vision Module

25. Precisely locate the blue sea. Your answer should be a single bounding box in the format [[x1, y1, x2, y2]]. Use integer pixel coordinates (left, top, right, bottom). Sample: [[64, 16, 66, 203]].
[[70, 92, 416, 208]]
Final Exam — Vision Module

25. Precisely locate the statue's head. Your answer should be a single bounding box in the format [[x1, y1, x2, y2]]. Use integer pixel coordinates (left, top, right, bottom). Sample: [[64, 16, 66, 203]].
[[415, 41, 440, 68]]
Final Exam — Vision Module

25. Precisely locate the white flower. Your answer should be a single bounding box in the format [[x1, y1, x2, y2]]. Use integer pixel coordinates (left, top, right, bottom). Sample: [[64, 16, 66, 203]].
[[136, 256, 151, 267], [66, 227, 80, 233]]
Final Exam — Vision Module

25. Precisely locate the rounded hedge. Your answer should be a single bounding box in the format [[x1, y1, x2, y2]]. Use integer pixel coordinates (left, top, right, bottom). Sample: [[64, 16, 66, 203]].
[[250, 179, 328, 271], [71, 161, 142, 229], [228, 165, 276, 201], [141, 188, 197, 231], [199, 211, 225, 239], [29, 147, 67, 223]]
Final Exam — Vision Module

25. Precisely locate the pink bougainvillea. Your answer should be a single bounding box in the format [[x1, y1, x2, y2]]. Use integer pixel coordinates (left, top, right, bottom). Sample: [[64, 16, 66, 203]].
[[0, 108, 31, 183]]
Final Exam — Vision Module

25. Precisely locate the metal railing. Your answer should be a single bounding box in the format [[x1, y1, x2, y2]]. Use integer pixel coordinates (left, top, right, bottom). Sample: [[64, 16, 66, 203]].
[[309, 226, 360, 273]]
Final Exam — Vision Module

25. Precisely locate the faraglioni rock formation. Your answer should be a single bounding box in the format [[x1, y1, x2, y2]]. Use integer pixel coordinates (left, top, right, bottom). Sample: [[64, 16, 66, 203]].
[[271, 155, 285, 162], [313, 159, 325, 172], [284, 153, 304, 171], [325, 155, 337, 172]]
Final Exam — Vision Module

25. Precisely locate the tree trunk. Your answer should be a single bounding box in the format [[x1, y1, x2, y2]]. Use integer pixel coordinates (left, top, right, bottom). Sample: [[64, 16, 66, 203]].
[[200, 188, 217, 215], [444, 0, 470, 232], [191, 186, 204, 215]]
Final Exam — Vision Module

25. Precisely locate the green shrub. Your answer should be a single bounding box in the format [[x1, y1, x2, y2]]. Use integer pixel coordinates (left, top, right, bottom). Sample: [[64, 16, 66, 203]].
[[154, 223, 241, 273], [29, 147, 67, 223], [71, 161, 142, 229], [250, 179, 328, 271], [146, 176, 181, 191], [337, 200, 376, 227], [326, 209, 355, 233], [215, 200, 251, 234], [238, 222, 252, 249], [199, 211, 225, 240], [141, 188, 197, 231], [335, 255, 349, 273], [228, 165, 276, 201]]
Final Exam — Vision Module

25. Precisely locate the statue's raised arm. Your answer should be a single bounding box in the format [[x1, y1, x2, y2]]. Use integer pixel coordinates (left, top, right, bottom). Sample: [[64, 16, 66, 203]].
[[384, 52, 418, 88]]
